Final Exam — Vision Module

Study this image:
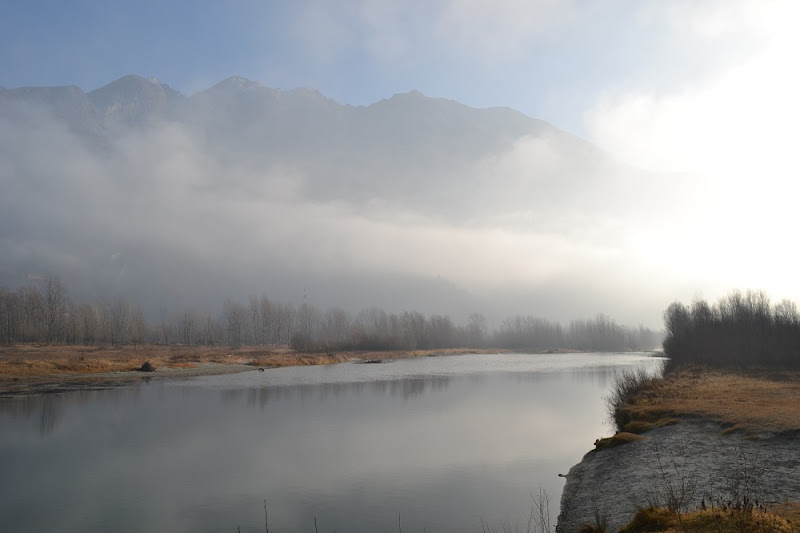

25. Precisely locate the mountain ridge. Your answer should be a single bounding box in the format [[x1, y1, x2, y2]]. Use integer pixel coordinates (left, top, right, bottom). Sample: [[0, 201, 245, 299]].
[[1, 73, 556, 134], [0, 73, 672, 325]]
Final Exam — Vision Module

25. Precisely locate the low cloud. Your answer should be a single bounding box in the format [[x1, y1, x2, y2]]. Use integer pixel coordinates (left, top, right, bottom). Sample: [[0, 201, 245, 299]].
[[1, 78, 762, 327]]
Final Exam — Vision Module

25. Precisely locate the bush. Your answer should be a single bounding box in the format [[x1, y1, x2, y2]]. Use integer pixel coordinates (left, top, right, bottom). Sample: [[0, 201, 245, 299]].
[[663, 290, 800, 368], [606, 367, 660, 431], [618, 506, 675, 532], [593, 432, 647, 450]]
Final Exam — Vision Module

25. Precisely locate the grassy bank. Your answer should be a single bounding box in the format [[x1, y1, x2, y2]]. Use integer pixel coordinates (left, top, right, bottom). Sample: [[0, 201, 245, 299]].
[[0, 344, 505, 391], [603, 366, 800, 532], [611, 366, 800, 435], [574, 291, 800, 531]]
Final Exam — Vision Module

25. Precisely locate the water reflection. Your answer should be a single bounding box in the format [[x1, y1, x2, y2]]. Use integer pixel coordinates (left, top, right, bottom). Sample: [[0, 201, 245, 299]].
[[224, 375, 455, 409], [0, 385, 146, 436], [0, 352, 661, 532]]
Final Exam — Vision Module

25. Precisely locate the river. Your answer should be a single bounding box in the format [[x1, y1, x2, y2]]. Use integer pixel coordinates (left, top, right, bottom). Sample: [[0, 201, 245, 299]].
[[0, 352, 661, 532]]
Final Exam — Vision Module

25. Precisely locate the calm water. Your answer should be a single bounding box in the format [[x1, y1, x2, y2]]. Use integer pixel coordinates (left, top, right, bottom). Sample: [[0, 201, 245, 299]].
[[0, 352, 661, 532]]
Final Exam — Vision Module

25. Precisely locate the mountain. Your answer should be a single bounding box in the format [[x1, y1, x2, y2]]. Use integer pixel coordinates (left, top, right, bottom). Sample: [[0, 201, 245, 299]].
[[2, 73, 570, 159], [0, 84, 98, 136], [0, 75, 673, 323], [88, 74, 184, 129], [2, 74, 614, 213]]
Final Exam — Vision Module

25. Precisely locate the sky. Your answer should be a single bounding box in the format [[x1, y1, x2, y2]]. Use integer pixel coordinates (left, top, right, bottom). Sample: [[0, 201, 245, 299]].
[[3, 0, 800, 327], [0, 0, 779, 135]]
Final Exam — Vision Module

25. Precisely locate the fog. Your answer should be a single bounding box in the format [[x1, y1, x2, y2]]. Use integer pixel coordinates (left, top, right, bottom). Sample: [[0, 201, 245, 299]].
[[0, 76, 739, 327]]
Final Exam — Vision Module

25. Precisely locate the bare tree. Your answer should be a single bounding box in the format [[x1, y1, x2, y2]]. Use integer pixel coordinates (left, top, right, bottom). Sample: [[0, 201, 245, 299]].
[[129, 306, 147, 350], [19, 286, 44, 343], [64, 301, 79, 345], [0, 288, 19, 344], [39, 277, 67, 344], [159, 307, 170, 344], [322, 307, 349, 347], [199, 312, 217, 346], [259, 294, 272, 346], [109, 296, 130, 346], [272, 303, 294, 345], [249, 296, 260, 345], [78, 303, 97, 345], [466, 312, 487, 347], [427, 314, 455, 348], [181, 308, 196, 346], [222, 298, 246, 348], [400, 310, 426, 350], [289, 298, 319, 352]]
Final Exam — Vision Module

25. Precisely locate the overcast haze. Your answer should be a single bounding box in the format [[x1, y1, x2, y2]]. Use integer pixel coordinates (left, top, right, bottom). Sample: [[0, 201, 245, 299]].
[[2, 0, 798, 328]]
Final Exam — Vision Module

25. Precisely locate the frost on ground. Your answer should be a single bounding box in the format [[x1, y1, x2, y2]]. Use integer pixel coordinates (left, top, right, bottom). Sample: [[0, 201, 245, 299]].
[[556, 420, 800, 532]]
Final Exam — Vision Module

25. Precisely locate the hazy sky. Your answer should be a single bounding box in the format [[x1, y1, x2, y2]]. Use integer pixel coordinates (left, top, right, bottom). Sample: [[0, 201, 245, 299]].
[[3, 0, 800, 326], [0, 1, 781, 134]]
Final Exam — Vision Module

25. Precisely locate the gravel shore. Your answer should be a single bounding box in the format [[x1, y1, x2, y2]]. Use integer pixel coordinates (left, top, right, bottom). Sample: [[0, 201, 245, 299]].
[[556, 419, 800, 532]]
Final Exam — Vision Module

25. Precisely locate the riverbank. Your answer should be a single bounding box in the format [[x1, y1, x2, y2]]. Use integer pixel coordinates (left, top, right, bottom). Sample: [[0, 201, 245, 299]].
[[557, 368, 800, 532], [0, 344, 505, 397]]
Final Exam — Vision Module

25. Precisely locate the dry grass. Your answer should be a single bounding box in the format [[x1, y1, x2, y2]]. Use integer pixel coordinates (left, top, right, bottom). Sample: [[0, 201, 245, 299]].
[[773, 502, 800, 525], [619, 505, 798, 532], [593, 431, 648, 450], [0, 344, 334, 379], [618, 366, 800, 434], [0, 344, 501, 384], [167, 361, 197, 369]]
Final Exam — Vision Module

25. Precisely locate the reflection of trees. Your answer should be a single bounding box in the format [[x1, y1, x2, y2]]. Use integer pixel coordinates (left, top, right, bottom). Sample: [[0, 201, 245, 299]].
[[230, 375, 454, 409], [567, 362, 662, 388], [0, 395, 66, 436], [223, 358, 658, 411], [382, 376, 450, 399], [38, 396, 60, 434], [0, 386, 143, 436]]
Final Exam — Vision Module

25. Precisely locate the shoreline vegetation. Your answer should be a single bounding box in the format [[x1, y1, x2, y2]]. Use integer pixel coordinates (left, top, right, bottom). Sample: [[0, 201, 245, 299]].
[[586, 366, 800, 532], [0, 277, 660, 354], [0, 275, 661, 396], [583, 290, 800, 532], [0, 344, 513, 397]]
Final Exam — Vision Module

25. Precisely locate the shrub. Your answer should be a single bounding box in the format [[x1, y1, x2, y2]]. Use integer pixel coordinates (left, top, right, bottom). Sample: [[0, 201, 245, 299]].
[[606, 367, 661, 431], [593, 432, 647, 450], [618, 506, 675, 532], [662, 290, 800, 368]]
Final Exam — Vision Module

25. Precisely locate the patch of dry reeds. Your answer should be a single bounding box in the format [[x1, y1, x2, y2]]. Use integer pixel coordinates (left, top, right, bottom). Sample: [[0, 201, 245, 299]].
[[0, 343, 499, 383], [616, 367, 800, 434]]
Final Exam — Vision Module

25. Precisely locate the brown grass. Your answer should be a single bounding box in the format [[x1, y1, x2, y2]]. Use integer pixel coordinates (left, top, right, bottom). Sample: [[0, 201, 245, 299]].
[[167, 361, 197, 369], [773, 502, 800, 525], [619, 505, 798, 532], [618, 366, 800, 434], [593, 431, 648, 450], [0, 344, 502, 384]]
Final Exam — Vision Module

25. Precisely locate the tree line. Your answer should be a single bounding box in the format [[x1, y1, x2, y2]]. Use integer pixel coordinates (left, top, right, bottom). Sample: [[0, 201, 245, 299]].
[[0, 277, 660, 352], [663, 289, 800, 367]]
